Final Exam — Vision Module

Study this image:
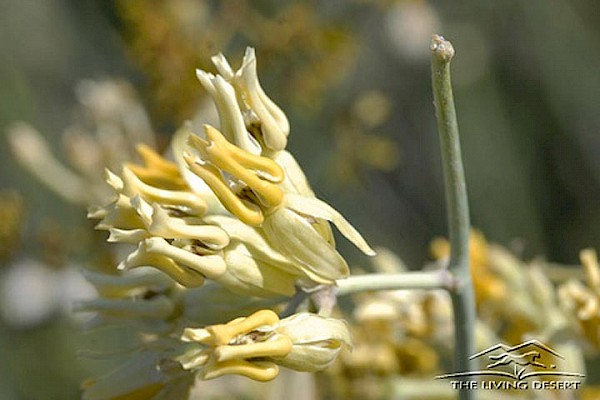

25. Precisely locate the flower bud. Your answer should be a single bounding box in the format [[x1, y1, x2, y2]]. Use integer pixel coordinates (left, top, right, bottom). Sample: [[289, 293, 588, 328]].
[[209, 47, 290, 153], [276, 312, 352, 372]]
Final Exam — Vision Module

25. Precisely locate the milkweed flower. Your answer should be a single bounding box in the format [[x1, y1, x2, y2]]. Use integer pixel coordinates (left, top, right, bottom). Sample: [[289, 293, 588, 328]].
[[197, 47, 290, 154], [177, 309, 351, 381], [184, 124, 374, 285], [83, 47, 365, 398], [90, 149, 301, 296]]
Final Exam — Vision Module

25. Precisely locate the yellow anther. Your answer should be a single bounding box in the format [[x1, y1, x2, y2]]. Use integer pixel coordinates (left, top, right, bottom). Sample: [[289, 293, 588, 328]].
[[184, 152, 264, 226], [121, 241, 206, 287], [136, 144, 180, 175], [186, 125, 284, 214], [122, 167, 207, 216], [127, 144, 187, 190], [201, 125, 284, 182], [208, 309, 280, 345], [202, 359, 279, 381]]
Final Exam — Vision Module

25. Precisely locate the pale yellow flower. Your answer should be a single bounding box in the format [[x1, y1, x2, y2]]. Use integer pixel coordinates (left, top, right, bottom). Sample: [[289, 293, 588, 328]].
[[178, 309, 351, 381], [203, 47, 290, 153], [185, 125, 374, 285], [559, 248, 600, 348]]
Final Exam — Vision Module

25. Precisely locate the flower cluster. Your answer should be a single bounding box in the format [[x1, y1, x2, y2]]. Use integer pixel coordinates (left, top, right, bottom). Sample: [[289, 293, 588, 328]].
[[431, 230, 568, 343], [559, 249, 600, 348], [82, 48, 366, 398]]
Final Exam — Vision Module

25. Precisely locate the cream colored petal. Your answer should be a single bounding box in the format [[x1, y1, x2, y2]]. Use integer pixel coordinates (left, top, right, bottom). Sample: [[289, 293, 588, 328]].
[[181, 327, 212, 344], [213, 75, 261, 154], [119, 241, 206, 287], [218, 243, 297, 297], [278, 313, 352, 346], [107, 228, 150, 244], [143, 237, 226, 280], [262, 208, 350, 283], [204, 215, 302, 277], [210, 53, 235, 80], [197, 70, 238, 151], [87, 204, 109, 220], [175, 347, 211, 370], [273, 150, 315, 196], [284, 193, 375, 256], [236, 48, 289, 152], [277, 342, 344, 372], [578, 297, 599, 320], [94, 194, 146, 231], [275, 313, 351, 372], [144, 203, 230, 249], [105, 168, 124, 192]]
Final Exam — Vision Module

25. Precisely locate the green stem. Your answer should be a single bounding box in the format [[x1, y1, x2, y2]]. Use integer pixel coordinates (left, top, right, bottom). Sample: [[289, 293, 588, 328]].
[[336, 270, 452, 296], [431, 34, 476, 400]]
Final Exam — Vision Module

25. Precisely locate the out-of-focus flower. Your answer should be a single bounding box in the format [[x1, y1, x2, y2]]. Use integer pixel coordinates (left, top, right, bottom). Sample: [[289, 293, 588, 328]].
[[178, 309, 351, 381], [431, 230, 568, 344], [1, 260, 96, 328], [82, 350, 195, 400], [7, 80, 156, 205], [116, 1, 358, 121], [559, 248, 600, 348], [385, 0, 441, 62], [0, 190, 25, 263], [74, 267, 178, 333], [431, 230, 506, 307], [331, 91, 400, 184]]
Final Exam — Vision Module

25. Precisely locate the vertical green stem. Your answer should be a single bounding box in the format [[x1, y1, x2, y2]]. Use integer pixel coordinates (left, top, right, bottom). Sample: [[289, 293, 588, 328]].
[[431, 34, 477, 400]]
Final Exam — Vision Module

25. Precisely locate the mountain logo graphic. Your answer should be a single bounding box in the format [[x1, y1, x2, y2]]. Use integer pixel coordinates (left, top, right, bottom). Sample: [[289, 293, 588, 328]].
[[436, 340, 585, 381]]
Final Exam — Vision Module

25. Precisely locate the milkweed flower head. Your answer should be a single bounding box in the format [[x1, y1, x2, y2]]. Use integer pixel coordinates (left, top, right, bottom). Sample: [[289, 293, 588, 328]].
[[83, 47, 367, 398]]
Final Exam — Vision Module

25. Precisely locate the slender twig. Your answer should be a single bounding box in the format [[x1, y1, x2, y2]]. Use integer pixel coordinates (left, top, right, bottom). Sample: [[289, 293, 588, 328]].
[[431, 34, 476, 400], [336, 270, 452, 296]]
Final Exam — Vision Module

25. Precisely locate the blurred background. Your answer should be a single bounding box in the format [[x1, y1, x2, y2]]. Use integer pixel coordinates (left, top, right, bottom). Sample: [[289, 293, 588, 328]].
[[1, 0, 600, 398]]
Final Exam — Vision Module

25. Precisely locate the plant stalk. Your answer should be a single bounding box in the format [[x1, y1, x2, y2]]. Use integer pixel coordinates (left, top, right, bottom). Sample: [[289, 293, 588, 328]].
[[336, 270, 452, 296], [431, 34, 476, 400]]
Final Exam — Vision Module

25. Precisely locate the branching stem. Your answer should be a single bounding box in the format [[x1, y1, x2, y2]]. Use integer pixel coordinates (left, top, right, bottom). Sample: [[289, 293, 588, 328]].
[[334, 34, 477, 400]]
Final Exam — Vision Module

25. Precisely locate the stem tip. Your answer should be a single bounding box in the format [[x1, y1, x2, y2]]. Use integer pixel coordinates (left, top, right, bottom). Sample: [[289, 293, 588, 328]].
[[431, 34, 455, 63]]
